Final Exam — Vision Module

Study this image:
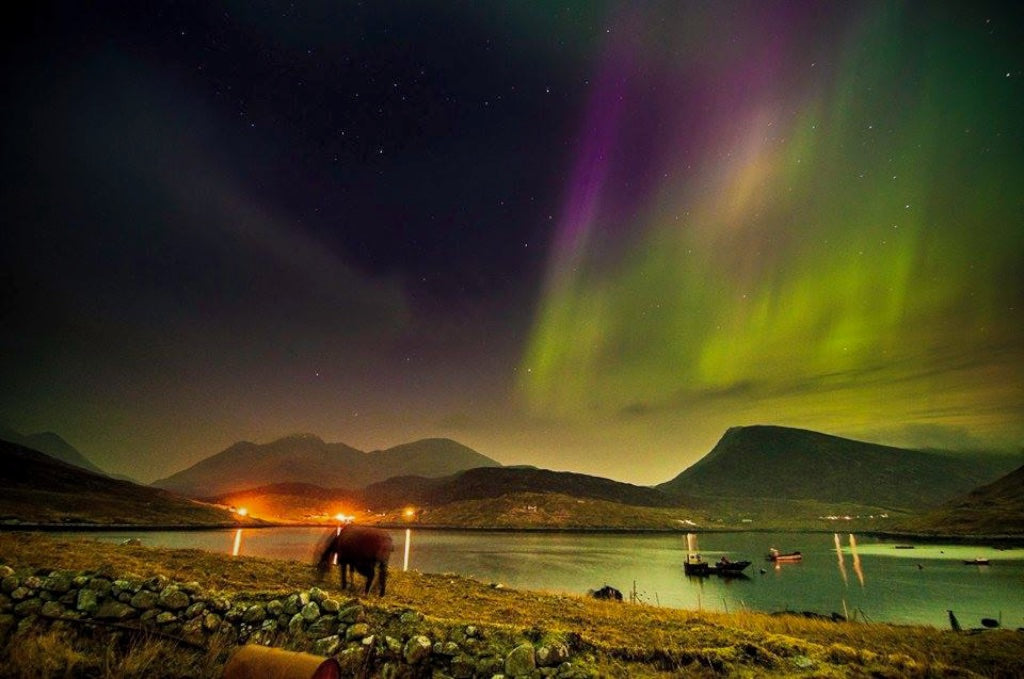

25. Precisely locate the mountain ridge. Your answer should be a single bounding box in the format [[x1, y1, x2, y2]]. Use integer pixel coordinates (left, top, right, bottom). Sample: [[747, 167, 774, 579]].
[[897, 464, 1024, 535], [0, 438, 250, 526], [657, 424, 1016, 510], [152, 434, 501, 497], [0, 427, 107, 476]]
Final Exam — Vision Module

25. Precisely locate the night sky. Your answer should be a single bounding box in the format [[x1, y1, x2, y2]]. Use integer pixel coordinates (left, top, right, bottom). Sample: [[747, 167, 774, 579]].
[[2, 2, 1021, 485]]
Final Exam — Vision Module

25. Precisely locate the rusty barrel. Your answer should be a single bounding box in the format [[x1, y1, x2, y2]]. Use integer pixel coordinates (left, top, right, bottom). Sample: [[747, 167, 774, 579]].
[[222, 645, 340, 679]]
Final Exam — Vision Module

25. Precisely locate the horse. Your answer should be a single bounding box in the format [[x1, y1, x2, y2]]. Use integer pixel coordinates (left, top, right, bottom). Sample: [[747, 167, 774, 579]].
[[315, 525, 394, 596]]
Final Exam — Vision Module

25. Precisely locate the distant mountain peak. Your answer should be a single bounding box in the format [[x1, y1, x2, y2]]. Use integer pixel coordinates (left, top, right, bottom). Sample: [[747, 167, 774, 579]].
[[152, 434, 500, 498], [658, 425, 1018, 510], [0, 428, 107, 476]]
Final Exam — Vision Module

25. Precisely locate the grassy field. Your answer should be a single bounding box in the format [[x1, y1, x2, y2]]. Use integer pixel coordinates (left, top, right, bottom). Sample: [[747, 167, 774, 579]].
[[1, 532, 1022, 677]]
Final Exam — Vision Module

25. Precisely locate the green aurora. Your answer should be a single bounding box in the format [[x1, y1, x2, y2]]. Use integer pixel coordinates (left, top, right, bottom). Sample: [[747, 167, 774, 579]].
[[518, 3, 1023, 453]]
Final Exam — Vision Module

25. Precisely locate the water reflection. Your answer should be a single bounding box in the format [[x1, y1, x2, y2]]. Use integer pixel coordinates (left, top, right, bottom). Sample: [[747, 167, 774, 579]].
[[231, 529, 242, 557], [849, 534, 865, 587], [834, 533, 847, 584]]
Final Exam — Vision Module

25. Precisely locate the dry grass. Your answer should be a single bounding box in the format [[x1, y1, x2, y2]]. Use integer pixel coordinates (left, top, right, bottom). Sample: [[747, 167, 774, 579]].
[[1, 532, 1022, 677]]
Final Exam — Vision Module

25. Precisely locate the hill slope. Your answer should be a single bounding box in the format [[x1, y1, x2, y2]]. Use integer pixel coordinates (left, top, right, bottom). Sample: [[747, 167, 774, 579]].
[[210, 466, 689, 525], [657, 425, 1015, 511], [152, 435, 500, 497], [0, 439, 249, 526], [371, 466, 682, 509], [897, 464, 1024, 535], [0, 427, 107, 476]]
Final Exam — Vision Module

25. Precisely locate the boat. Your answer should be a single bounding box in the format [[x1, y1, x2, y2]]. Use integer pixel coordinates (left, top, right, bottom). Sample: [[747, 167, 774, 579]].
[[712, 557, 752, 576], [767, 548, 803, 563], [684, 552, 711, 575], [684, 553, 751, 576], [894, 545, 915, 550], [963, 557, 990, 566]]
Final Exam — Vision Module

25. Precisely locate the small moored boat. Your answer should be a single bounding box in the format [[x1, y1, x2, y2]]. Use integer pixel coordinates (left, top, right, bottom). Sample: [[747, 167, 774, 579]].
[[767, 548, 802, 563], [963, 557, 990, 566], [684, 552, 711, 575], [684, 553, 752, 576], [713, 556, 752, 576]]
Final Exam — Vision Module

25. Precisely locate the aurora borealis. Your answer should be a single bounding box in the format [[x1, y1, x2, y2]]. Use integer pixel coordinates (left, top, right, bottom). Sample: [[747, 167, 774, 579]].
[[1, 2, 1021, 485], [518, 2, 1023, 472]]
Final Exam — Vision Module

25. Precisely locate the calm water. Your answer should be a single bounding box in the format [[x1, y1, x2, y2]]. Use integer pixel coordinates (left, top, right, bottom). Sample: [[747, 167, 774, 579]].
[[56, 528, 1024, 629]]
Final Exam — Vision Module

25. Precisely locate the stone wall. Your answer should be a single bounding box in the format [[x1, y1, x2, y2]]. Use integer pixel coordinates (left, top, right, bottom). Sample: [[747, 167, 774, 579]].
[[0, 564, 593, 678]]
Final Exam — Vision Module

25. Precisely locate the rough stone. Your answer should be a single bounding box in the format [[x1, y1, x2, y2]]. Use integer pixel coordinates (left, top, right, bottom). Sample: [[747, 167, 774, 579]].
[[313, 635, 342, 656], [337, 603, 364, 624], [242, 604, 266, 624], [181, 616, 206, 644], [180, 581, 203, 595], [266, 599, 284, 617], [40, 601, 65, 618], [337, 646, 368, 675], [537, 642, 570, 667], [345, 622, 370, 641], [451, 654, 476, 678], [130, 590, 159, 610], [143, 575, 169, 592], [74, 589, 98, 614], [308, 615, 337, 637], [505, 643, 537, 677], [155, 611, 177, 625], [385, 635, 404, 657], [288, 612, 305, 635], [111, 579, 136, 597], [321, 597, 340, 613], [301, 601, 320, 622], [185, 601, 206, 618], [435, 641, 460, 656], [404, 635, 432, 665], [1, 575, 19, 593], [0, 566, 13, 579], [308, 586, 326, 602], [283, 594, 301, 615], [88, 578, 112, 596], [225, 603, 247, 622], [95, 600, 136, 620], [12, 598, 41, 618], [9, 587, 30, 602], [158, 586, 190, 610], [42, 573, 72, 593]]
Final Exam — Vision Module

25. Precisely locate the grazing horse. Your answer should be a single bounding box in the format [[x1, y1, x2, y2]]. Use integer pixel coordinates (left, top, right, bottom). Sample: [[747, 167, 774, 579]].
[[315, 525, 394, 596]]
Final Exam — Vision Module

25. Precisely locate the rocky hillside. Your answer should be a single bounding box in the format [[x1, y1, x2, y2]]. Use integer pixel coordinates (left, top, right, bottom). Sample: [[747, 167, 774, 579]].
[[657, 425, 1016, 511], [152, 435, 500, 498]]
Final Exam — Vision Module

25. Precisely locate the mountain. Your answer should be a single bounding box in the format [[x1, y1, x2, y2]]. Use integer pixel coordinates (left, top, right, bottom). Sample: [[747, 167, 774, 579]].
[[897, 464, 1024, 535], [152, 434, 501, 497], [0, 427, 107, 476], [657, 425, 1017, 511], [0, 438, 251, 526], [364, 466, 682, 509], [209, 467, 691, 527]]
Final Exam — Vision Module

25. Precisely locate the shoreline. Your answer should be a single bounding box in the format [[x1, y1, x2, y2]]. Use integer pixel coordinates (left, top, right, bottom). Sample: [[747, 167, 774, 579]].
[[4, 521, 1022, 546]]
